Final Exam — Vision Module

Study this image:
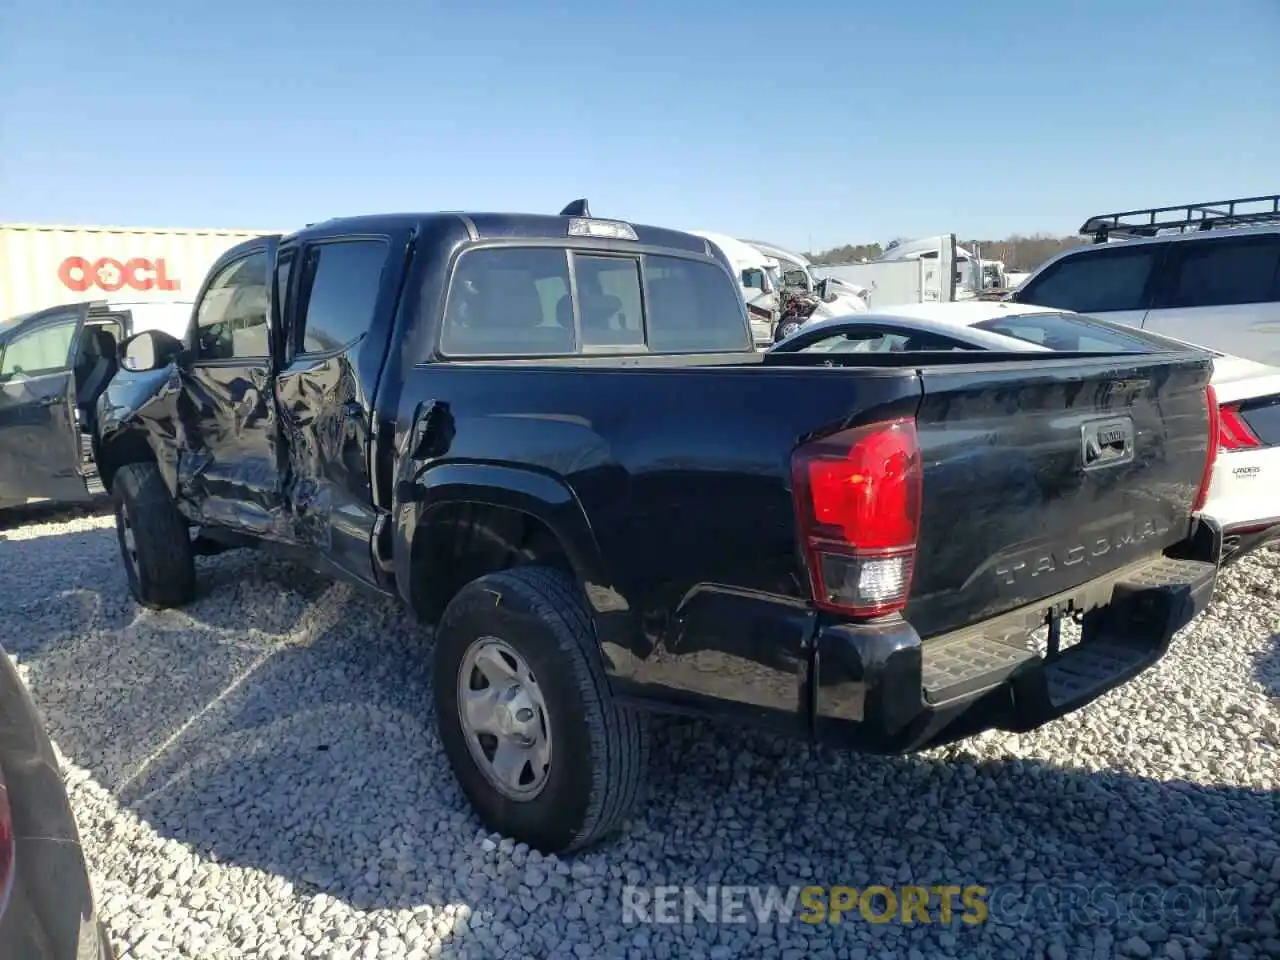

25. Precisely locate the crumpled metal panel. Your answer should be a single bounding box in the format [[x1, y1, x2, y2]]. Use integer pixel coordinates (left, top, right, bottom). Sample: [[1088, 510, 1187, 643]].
[[97, 342, 378, 568], [276, 350, 379, 578], [175, 361, 292, 539], [96, 366, 185, 494]]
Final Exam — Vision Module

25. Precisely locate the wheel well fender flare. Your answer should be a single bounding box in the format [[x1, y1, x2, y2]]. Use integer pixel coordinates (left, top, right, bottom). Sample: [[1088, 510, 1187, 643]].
[[394, 462, 619, 619], [95, 423, 176, 497]]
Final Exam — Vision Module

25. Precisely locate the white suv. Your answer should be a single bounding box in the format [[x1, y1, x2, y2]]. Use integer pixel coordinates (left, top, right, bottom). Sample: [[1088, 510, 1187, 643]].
[[1009, 195, 1280, 366]]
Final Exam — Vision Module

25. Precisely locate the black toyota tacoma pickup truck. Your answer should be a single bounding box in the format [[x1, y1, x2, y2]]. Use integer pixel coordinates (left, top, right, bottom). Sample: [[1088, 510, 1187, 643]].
[[92, 203, 1222, 853]]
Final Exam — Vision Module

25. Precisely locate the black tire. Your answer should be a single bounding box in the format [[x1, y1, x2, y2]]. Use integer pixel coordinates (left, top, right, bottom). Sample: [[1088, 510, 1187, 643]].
[[434, 566, 649, 853], [112, 462, 195, 609], [775, 321, 800, 342]]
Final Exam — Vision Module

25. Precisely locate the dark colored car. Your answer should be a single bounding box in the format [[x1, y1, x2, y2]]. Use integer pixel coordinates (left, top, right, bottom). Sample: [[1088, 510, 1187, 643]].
[[0, 646, 113, 958], [91, 203, 1221, 853], [0, 301, 190, 513]]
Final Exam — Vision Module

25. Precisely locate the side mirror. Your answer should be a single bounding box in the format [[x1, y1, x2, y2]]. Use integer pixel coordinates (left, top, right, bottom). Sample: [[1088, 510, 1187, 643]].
[[120, 329, 184, 373]]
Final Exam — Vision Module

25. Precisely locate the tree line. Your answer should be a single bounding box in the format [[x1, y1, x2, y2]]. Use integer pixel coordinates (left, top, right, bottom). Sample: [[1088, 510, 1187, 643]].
[[806, 233, 1090, 272]]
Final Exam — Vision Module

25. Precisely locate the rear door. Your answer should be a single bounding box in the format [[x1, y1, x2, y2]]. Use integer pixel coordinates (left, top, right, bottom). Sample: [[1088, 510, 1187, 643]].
[[1014, 242, 1165, 332], [274, 229, 407, 583], [0, 305, 93, 506], [1144, 233, 1280, 365]]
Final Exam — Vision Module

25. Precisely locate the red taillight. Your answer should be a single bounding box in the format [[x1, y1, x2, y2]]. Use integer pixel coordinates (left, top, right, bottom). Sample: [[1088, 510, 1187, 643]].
[[1218, 403, 1261, 450], [1193, 385, 1220, 513], [791, 418, 922, 617]]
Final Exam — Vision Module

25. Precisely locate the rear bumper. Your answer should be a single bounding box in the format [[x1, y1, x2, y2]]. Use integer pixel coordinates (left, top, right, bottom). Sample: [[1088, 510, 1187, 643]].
[[1220, 517, 1280, 565], [812, 529, 1220, 753], [1198, 445, 1277, 556]]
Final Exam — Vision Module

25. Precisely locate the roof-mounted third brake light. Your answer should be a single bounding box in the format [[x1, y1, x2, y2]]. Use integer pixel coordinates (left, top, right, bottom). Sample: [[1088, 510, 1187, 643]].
[[560, 198, 638, 241], [568, 218, 638, 241]]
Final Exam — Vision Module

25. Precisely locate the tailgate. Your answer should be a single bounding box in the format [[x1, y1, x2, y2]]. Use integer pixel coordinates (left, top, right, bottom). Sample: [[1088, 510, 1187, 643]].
[[905, 352, 1213, 639]]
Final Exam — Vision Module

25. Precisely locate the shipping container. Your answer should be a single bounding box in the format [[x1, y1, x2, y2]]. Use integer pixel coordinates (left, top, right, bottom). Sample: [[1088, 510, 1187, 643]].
[[0, 223, 287, 324]]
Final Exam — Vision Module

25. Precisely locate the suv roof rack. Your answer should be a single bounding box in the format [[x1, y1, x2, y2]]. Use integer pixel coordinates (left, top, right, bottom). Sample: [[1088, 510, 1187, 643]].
[[1080, 194, 1280, 243]]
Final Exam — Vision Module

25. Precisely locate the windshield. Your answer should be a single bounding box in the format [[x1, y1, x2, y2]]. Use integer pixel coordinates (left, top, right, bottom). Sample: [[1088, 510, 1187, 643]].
[[972, 311, 1207, 354]]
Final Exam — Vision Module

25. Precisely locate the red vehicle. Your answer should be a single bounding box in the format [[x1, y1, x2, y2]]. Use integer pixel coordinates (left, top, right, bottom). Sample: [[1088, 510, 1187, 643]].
[[0, 643, 113, 957]]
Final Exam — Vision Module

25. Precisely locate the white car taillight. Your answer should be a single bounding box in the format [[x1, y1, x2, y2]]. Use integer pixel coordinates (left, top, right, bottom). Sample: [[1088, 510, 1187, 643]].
[[1193, 385, 1220, 513], [1219, 403, 1262, 450]]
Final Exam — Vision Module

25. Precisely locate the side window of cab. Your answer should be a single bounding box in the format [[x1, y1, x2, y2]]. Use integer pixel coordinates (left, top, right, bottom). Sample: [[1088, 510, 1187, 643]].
[[194, 252, 271, 361], [1017, 246, 1161, 314], [0, 317, 79, 381]]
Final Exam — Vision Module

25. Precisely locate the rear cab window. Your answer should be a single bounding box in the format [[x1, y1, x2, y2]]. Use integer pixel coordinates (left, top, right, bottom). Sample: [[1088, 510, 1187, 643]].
[[438, 246, 750, 358], [645, 254, 750, 353], [576, 256, 645, 347], [441, 248, 575, 357]]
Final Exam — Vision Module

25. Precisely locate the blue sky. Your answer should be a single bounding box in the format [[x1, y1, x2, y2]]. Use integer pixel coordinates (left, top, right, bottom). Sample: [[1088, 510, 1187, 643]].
[[2, 0, 1277, 251]]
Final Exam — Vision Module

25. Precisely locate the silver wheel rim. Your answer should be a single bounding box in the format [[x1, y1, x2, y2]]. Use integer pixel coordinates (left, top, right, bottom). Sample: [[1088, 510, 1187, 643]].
[[119, 502, 140, 579], [456, 636, 552, 801]]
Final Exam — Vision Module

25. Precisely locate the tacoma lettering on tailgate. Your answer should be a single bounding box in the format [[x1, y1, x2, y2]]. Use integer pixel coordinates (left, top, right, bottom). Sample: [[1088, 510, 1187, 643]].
[[994, 516, 1172, 587]]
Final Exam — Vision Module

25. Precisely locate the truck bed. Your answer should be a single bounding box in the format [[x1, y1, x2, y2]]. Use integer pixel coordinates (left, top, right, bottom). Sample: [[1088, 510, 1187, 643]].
[[389, 346, 1214, 728]]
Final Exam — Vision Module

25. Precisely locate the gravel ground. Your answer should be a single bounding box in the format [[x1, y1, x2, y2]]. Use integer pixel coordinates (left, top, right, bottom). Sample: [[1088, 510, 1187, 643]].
[[1, 503, 1277, 960]]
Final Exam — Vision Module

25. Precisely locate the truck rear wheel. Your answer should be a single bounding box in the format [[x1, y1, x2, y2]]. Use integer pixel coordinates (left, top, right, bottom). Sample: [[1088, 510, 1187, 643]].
[[112, 462, 195, 609], [433, 566, 649, 853]]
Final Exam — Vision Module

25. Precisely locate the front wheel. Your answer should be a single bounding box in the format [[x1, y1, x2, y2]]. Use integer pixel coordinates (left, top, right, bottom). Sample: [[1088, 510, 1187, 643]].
[[433, 566, 649, 853], [112, 462, 195, 609], [775, 320, 801, 342]]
